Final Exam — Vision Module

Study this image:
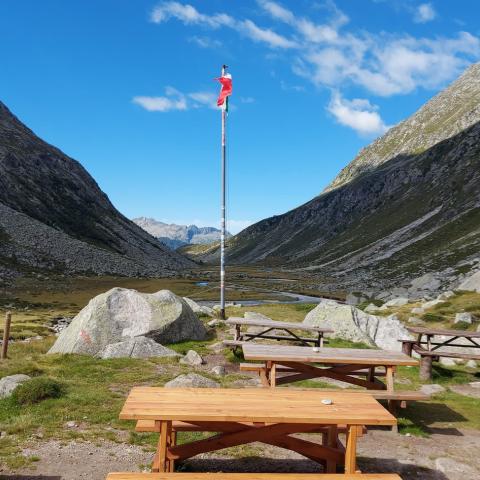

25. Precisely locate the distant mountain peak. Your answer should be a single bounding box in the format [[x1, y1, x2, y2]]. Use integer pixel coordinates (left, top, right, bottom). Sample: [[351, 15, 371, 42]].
[[133, 217, 231, 250]]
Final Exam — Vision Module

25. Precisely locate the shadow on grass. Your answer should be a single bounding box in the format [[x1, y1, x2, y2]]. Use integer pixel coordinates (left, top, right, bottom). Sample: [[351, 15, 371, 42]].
[[400, 401, 467, 436]]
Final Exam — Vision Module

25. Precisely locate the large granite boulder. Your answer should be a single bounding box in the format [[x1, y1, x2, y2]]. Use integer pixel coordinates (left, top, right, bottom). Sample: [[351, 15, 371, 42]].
[[48, 288, 207, 356], [303, 300, 411, 351], [98, 336, 180, 359]]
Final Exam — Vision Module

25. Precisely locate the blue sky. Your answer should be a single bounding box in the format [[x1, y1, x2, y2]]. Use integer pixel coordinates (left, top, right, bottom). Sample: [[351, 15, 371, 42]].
[[1, 1, 479, 233]]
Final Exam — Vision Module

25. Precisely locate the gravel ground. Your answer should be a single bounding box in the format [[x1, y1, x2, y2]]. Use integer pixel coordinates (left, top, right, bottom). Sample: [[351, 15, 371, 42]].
[[2, 428, 479, 479]]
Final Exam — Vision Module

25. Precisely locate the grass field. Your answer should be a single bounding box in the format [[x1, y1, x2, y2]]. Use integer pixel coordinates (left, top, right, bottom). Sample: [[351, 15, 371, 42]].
[[1, 280, 480, 470]]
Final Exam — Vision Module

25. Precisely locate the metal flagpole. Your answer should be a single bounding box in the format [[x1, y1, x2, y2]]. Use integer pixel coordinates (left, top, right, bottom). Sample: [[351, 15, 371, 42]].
[[220, 64, 227, 320]]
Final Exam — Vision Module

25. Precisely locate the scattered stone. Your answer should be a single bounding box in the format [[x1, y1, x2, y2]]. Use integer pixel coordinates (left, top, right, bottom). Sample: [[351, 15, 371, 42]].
[[411, 307, 425, 314], [458, 270, 480, 293], [454, 312, 476, 324], [408, 317, 425, 325], [0, 374, 31, 398], [211, 366, 226, 376], [439, 357, 457, 367], [180, 350, 204, 366], [98, 336, 179, 359], [466, 360, 477, 368], [420, 384, 445, 395], [65, 421, 78, 428], [345, 293, 365, 306], [409, 273, 441, 294], [165, 373, 219, 388], [421, 299, 444, 309], [449, 384, 480, 399], [182, 297, 214, 317], [207, 342, 224, 353], [384, 297, 409, 307], [469, 381, 480, 388], [304, 300, 411, 351], [207, 319, 225, 327], [50, 316, 73, 334], [438, 290, 455, 300], [48, 288, 207, 356]]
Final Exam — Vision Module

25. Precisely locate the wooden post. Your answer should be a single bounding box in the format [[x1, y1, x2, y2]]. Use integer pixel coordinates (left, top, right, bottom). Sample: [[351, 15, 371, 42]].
[[419, 355, 432, 381], [1, 311, 11, 360], [401, 341, 413, 356]]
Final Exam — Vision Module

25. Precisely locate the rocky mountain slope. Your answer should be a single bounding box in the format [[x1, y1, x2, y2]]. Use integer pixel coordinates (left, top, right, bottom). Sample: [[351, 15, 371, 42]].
[[133, 217, 230, 250], [0, 101, 193, 280], [217, 63, 480, 294]]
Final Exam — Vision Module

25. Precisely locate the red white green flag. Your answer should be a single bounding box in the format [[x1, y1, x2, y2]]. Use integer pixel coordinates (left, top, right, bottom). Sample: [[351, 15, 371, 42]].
[[216, 73, 232, 108]]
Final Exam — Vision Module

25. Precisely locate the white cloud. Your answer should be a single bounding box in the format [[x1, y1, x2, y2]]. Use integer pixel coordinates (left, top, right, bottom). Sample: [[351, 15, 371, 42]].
[[414, 3, 436, 23], [327, 91, 390, 137], [151, 1, 297, 49], [239, 19, 297, 48], [134, 87, 219, 112], [188, 35, 222, 48]]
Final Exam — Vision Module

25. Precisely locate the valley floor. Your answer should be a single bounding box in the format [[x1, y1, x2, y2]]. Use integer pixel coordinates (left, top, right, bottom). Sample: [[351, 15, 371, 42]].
[[0, 275, 479, 479]]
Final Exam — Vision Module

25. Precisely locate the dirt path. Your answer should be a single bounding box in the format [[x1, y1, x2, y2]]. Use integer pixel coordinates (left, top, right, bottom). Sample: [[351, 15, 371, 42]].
[[2, 428, 479, 480]]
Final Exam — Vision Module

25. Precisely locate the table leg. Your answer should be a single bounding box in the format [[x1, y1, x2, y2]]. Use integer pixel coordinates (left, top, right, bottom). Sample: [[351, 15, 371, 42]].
[[270, 362, 277, 388], [326, 425, 338, 473], [344, 425, 359, 474], [319, 334, 324, 348], [234, 324, 241, 341], [385, 366, 394, 393], [153, 420, 170, 473]]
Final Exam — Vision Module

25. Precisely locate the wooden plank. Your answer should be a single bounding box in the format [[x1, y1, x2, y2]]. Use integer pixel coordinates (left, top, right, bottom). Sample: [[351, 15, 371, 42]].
[[407, 326, 480, 338], [225, 317, 333, 333], [107, 473, 403, 480], [413, 347, 480, 360], [243, 343, 418, 366], [120, 387, 396, 426]]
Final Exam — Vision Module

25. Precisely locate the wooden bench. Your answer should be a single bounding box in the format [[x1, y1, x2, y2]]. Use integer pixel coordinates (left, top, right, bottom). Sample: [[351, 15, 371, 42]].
[[135, 419, 366, 436], [239, 363, 386, 377], [107, 474, 402, 479], [413, 345, 480, 380]]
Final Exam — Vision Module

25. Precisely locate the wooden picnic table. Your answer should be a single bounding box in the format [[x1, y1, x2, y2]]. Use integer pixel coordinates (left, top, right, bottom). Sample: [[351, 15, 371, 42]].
[[402, 326, 480, 380], [120, 387, 396, 474], [225, 316, 333, 347], [242, 343, 418, 391]]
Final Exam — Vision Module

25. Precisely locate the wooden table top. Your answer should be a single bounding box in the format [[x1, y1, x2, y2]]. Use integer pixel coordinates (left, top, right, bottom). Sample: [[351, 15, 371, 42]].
[[242, 343, 418, 366], [407, 326, 480, 338], [119, 387, 396, 426], [225, 316, 333, 333], [108, 474, 402, 480]]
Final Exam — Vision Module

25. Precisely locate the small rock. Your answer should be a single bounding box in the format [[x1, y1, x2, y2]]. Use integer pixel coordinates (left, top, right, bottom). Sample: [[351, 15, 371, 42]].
[[466, 360, 477, 368], [211, 366, 226, 376], [0, 374, 31, 398], [454, 312, 476, 324], [207, 342, 224, 353], [408, 317, 425, 325], [65, 421, 78, 428], [207, 319, 225, 328], [469, 381, 480, 388], [449, 384, 480, 399], [165, 373, 219, 388], [439, 357, 457, 367], [438, 290, 455, 300], [384, 297, 409, 307], [410, 307, 425, 315], [180, 350, 204, 366], [420, 384, 445, 395], [422, 299, 444, 309]]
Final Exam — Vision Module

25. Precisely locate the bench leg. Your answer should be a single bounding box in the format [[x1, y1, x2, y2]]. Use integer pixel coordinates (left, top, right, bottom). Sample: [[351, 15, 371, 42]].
[[326, 425, 338, 473], [419, 355, 433, 381], [387, 400, 399, 433]]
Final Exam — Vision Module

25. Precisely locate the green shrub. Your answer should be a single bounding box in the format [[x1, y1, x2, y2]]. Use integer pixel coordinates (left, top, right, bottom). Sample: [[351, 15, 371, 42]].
[[421, 312, 443, 322], [433, 301, 451, 310], [451, 321, 472, 330], [12, 377, 64, 405], [464, 304, 480, 313]]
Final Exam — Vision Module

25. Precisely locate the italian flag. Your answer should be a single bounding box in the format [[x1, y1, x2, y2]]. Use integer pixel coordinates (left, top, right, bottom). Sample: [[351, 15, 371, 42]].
[[216, 73, 232, 108]]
